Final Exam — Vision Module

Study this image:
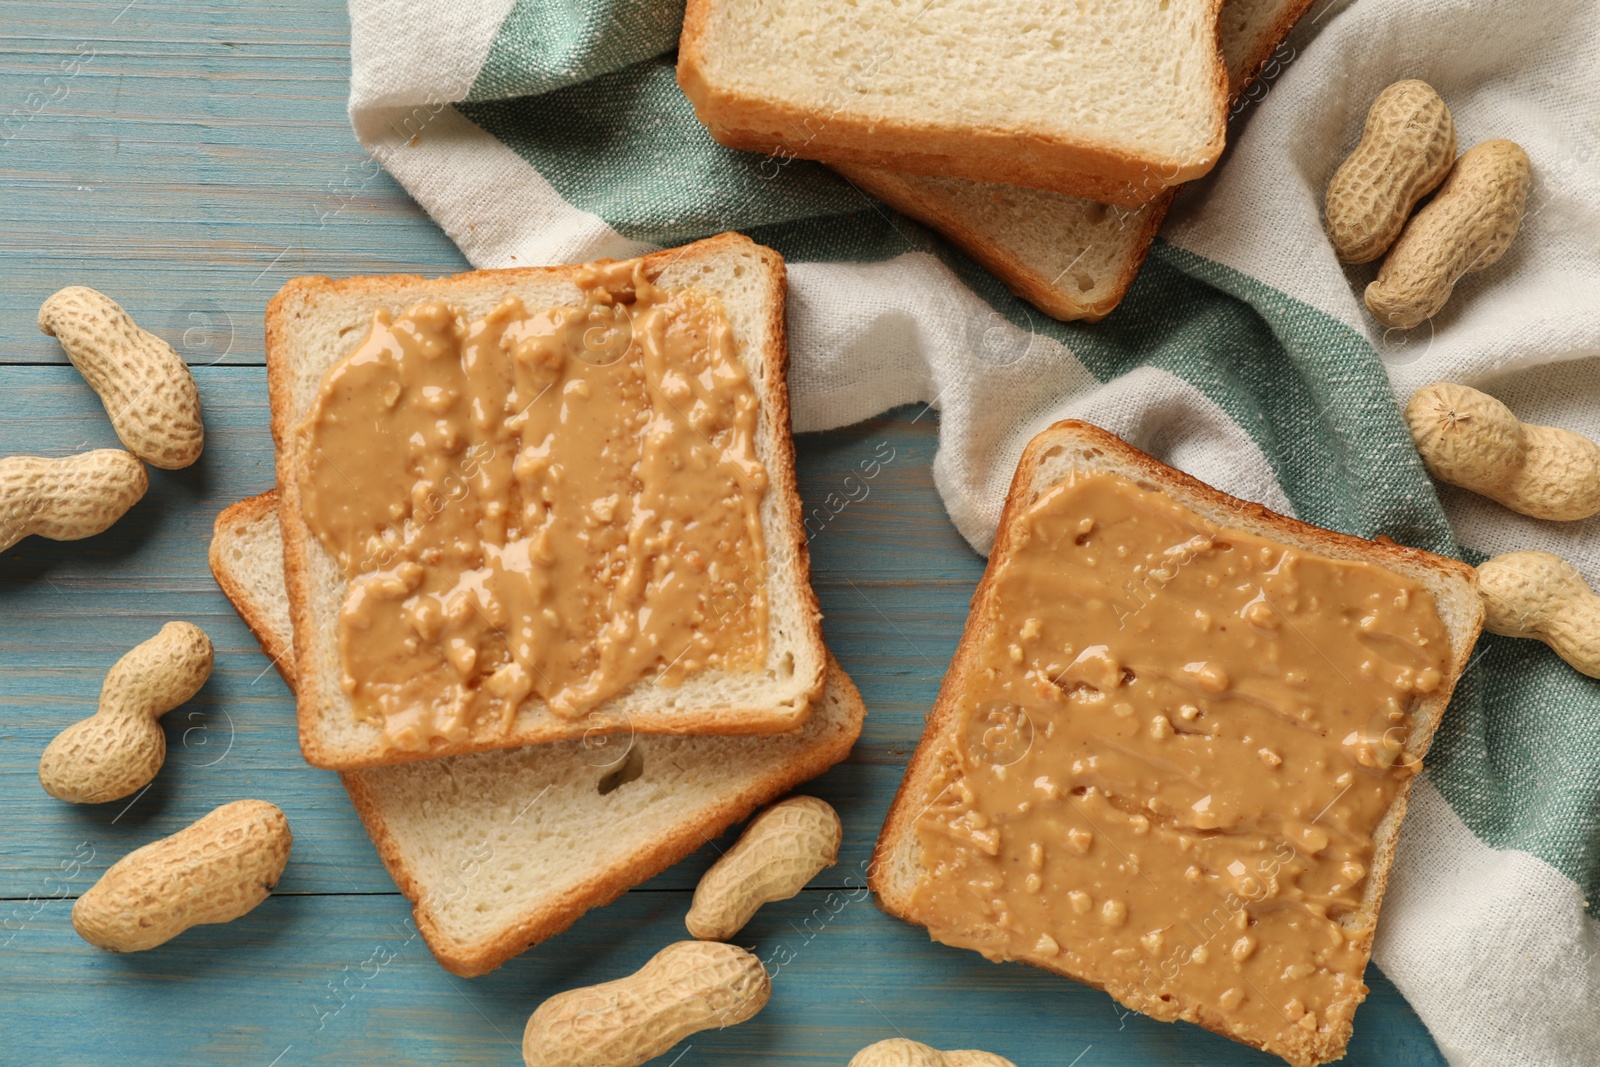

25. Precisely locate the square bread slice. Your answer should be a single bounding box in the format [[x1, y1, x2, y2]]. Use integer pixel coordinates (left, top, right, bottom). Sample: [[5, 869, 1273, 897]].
[[677, 0, 1231, 205], [209, 491, 866, 977], [871, 421, 1483, 1066], [267, 232, 825, 770], [832, 0, 1316, 322]]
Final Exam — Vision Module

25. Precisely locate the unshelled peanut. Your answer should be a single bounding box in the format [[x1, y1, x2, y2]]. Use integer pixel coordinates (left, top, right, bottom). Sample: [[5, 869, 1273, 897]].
[[686, 794, 841, 940], [1477, 552, 1600, 678], [1366, 139, 1531, 329], [849, 1038, 1018, 1067], [522, 941, 769, 1067], [39, 621, 214, 803], [0, 450, 147, 553], [73, 799, 291, 951], [1325, 80, 1456, 263], [1404, 382, 1600, 521], [38, 286, 204, 469]]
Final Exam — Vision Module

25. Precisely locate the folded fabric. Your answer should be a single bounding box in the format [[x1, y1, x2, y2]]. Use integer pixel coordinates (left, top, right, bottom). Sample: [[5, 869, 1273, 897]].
[[346, 2, 1600, 1062]]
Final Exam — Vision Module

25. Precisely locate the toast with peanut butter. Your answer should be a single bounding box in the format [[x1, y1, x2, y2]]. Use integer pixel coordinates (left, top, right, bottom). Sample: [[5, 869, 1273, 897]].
[[871, 421, 1482, 1067], [210, 491, 865, 977], [267, 233, 825, 770], [831, 0, 1316, 322]]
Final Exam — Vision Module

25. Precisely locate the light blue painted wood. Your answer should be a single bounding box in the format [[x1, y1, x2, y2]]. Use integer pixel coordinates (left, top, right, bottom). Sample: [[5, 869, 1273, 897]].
[[6, 892, 1445, 1067], [0, 2, 1447, 1064]]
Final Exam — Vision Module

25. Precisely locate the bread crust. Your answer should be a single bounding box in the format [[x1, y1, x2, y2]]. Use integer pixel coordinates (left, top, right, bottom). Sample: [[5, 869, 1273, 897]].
[[833, 163, 1172, 323], [209, 490, 866, 979], [827, 0, 1317, 324], [869, 421, 1482, 1066], [676, 0, 1230, 207], [265, 232, 825, 770]]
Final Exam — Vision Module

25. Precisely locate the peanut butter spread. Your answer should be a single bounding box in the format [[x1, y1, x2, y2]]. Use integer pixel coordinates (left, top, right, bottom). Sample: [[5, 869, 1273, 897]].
[[912, 470, 1451, 1047], [296, 261, 768, 749]]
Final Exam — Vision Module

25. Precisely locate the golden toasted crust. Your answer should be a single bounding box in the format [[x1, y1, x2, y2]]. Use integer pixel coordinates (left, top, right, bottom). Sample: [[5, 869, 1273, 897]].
[[826, 0, 1317, 324], [209, 489, 865, 978], [870, 421, 1482, 1066], [265, 232, 825, 770], [208, 491, 297, 688], [675, 0, 1229, 207]]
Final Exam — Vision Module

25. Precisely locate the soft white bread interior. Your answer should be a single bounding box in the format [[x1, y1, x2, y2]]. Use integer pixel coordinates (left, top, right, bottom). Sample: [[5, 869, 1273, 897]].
[[266, 232, 825, 770], [832, 0, 1317, 322], [677, 0, 1232, 204], [871, 420, 1482, 1066], [209, 491, 865, 977]]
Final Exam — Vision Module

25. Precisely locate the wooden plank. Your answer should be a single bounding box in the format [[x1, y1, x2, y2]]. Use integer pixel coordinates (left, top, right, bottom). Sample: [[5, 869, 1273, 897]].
[[0, 0, 468, 367], [5, 892, 1442, 1067]]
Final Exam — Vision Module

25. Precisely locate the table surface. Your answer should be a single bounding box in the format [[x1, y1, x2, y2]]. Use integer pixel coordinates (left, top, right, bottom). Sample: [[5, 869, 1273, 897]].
[[0, 3, 1448, 1065]]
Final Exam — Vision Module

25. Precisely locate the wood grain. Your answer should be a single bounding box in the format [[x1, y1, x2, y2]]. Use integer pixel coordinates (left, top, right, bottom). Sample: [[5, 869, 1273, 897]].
[[0, 2, 1445, 1064]]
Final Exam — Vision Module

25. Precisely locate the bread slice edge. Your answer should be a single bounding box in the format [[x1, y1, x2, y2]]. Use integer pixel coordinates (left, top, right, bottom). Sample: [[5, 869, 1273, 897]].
[[347, 660, 865, 977], [831, 165, 1173, 323], [209, 489, 866, 978], [265, 232, 826, 770], [676, 0, 1230, 206]]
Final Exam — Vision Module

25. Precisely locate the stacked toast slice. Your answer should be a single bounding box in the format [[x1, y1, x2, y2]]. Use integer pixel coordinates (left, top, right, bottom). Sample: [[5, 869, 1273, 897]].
[[679, 0, 1317, 321], [267, 233, 826, 770], [210, 491, 864, 976], [679, 0, 1232, 205], [230, 233, 864, 975], [872, 422, 1483, 1065]]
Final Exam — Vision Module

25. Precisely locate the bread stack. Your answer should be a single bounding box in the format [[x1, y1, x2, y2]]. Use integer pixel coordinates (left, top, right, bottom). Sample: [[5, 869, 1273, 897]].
[[678, 0, 1317, 321], [211, 233, 865, 976]]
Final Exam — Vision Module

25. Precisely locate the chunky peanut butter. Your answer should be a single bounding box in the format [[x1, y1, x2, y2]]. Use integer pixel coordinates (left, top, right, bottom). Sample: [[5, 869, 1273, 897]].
[[296, 260, 768, 750], [912, 470, 1450, 1049]]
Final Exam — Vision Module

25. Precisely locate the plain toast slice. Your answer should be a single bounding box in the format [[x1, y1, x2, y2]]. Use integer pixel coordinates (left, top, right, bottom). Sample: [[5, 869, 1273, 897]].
[[267, 233, 825, 770], [678, 0, 1231, 205], [210, 491, 865, 977], [832, 0, 1317, 322], [871, 421, 1482, 1066]]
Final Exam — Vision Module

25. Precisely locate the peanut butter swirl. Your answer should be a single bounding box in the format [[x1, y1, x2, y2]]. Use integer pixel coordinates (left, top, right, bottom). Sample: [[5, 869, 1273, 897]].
[[297, 261, 768, 750], [911, 470, 1451, 1048]]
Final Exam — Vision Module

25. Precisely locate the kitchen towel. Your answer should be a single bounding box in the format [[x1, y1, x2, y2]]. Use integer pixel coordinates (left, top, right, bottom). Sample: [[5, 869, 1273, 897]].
[[345, 1, 1600, 1062]]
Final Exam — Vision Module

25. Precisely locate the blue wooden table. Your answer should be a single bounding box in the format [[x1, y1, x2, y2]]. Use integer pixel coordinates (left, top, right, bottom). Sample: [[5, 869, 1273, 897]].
[[0, 4, 1447, 1064]]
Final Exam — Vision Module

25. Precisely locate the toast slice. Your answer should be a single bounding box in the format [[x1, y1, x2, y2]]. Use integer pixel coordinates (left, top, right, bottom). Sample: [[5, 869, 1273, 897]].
[[267, 233, 825, 770], [210, 491, 866, 977], [832, 0, 1317, 322], [871, 422, 1482, 1066], [677, 0, 1231, 206]]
